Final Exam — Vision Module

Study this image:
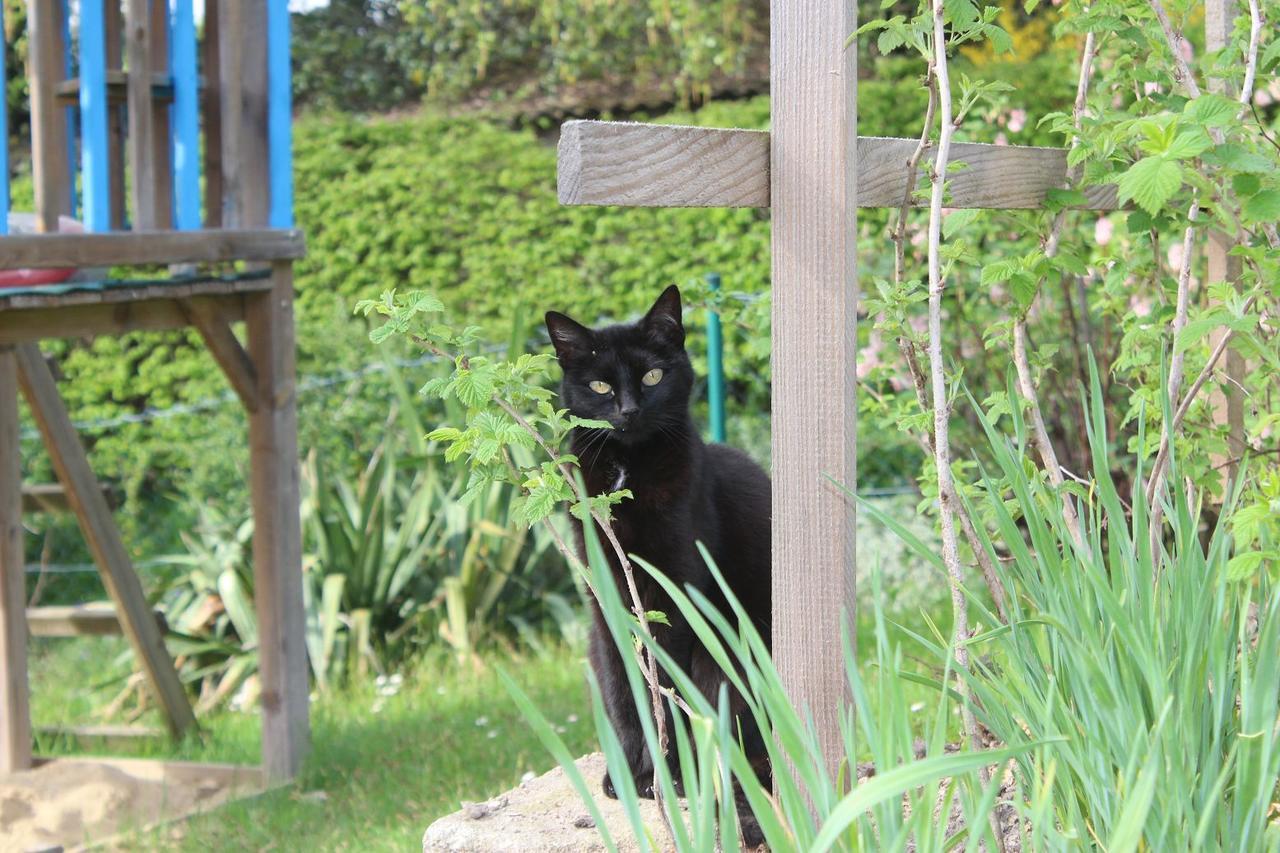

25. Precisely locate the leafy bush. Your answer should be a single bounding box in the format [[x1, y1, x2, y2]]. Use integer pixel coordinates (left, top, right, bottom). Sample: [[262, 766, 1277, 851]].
[[290, 0, 768, 110]]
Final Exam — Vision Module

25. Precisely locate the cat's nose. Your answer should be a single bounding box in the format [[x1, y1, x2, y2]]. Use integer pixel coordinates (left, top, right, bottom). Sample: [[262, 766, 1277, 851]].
[[618, 404, 639, 423]]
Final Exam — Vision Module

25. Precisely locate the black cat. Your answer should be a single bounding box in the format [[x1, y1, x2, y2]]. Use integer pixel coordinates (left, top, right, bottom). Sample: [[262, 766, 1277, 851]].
[[544, 285, 772, 802]]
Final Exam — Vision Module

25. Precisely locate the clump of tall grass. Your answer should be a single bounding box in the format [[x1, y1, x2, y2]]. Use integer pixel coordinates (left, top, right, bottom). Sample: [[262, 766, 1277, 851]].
[[507, 366, 1279, 851]]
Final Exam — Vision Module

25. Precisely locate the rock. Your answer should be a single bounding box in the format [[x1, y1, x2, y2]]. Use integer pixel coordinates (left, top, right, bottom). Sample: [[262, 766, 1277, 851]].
[[423, 754, 667, 852]]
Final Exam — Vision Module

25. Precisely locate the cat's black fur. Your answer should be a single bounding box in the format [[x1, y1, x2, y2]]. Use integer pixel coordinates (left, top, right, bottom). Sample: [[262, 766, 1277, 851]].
[[544, 285, 772, 803]]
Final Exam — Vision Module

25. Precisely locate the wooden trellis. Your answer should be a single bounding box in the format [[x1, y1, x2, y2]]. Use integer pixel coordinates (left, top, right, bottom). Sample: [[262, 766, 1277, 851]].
[[557, 0, 1243, 772]]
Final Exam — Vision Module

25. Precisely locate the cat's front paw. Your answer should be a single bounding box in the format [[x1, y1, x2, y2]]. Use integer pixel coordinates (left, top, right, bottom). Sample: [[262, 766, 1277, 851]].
[[601, 770, 619, 799]]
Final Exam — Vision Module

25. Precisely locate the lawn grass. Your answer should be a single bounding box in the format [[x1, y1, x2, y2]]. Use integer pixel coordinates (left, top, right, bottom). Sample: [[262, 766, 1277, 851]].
[[29, 639, 596, 851]]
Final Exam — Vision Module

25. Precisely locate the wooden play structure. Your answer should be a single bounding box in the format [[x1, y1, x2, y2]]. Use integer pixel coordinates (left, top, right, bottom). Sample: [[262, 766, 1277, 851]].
[[0, 0, 308, 785], [557, 0, 1245, 775]]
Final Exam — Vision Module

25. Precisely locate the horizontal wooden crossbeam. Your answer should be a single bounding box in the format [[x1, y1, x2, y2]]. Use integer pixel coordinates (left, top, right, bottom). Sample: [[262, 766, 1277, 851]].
[[558, 120, 1119, 211], [0, 228, 305, 269], [27, 602, 168, 637]]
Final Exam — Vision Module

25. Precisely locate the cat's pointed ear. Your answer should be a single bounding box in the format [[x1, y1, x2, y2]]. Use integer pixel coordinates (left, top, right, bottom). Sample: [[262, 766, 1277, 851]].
[[642, 285, 684, 347], [545, 311, 594, 363]]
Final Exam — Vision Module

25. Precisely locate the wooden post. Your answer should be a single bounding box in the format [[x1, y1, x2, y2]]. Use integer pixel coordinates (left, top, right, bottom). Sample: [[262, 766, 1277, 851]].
[[14, 344, 196, 738], [202, 0, 225, 228], [0, 347, 33, 773], [126, 0, 157, 229], [245, 262, 309, 782], [149, 0, 174, 230], [218, 0, 270, 228], [106, 0, 127, 229], [1205, 0, 1245, 486], [770, 0, 858, 777], [29, 0, 72, 231]]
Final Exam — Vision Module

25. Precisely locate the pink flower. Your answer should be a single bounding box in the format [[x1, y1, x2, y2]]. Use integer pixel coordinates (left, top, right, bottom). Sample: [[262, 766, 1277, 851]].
[[1095, 217, 1114, 246], [1007, 109, 1027, 133], [1144, 81, 1160, 95], [995, 132, 1009, 146]]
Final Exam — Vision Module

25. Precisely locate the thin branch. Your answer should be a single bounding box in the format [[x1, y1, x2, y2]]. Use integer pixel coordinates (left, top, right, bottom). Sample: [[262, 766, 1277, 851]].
[[1148, 0, 1201, 99], [927, 0, 981, 760], [1239, 0, 1261, 107]]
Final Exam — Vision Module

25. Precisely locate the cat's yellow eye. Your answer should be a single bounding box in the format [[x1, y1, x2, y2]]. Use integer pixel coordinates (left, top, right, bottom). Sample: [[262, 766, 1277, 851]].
[[589, 380, 612, 395], [642, 368, 664, 387]]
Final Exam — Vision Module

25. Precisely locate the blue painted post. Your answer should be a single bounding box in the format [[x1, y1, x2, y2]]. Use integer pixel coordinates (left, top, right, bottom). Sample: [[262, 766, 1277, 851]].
[[267, 0, 293, 228], [79, 0, 111, 231], [170, 0, 200, 229], [61, 0, 78, 219], [705, 273, 726, 443], [0, 2, 9, 235]]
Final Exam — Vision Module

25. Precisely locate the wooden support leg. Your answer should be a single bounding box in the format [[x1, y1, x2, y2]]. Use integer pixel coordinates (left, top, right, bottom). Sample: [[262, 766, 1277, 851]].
[[246, 262, 309, 782], [14, 344, 196, 739], [0, 347, 33, 773]]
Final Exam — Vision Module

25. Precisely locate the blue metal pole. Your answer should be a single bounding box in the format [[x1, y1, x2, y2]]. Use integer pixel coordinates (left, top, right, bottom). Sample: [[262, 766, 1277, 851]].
[[170, 0, 200, 229], [79, 0, 110, 231], [267, 0, 293, 228], [0, 2, 9, 235], [706, 273, 726, 443]]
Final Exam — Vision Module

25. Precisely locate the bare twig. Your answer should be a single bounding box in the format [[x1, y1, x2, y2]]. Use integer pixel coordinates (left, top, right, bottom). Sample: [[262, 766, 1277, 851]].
[[1239, 0, 1261, 107], [1016, 30, 1097, 551], [927, 0, 981, 760], [1148, 0, 1201, 99]]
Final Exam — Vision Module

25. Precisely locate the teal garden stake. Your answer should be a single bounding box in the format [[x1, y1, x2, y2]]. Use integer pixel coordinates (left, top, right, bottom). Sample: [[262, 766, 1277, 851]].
[[705, 273, 726, 443]]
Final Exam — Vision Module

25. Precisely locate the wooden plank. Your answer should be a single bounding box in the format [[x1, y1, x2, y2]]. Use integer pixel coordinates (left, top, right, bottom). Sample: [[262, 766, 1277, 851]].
[[558, 121, 1121, 210], [217, 0, 244, 227], [126, 0, 158, 229], [21, 482, 117, 513], [35, 724, 166, 749], [106, 0, 127, 229], [180, 299, 259, 412], [1, 3, 10, 235], [29, 0, 73, 231], [771, 0, 857, 778], [202, 0, 225, 228], [245, 261, 309, 782], [0, 347, 33, 773], [0, 292, 255, 345], [0, 228, 305, 268], [14, 345, 196, 739], [26, 602, 168, 637], [149, 0, 174, 230], [53, 71, 178, 104]]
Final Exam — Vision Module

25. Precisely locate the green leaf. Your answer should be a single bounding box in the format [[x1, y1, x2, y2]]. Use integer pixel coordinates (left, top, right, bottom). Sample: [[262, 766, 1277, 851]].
[[1183, 93, 1237, 128], [1232, 173, 1262, 197], [1242, 190, 1280, 223], [1044, 188, 1086, 211], [1226, 552, 1266, 582], [645, 609, 671, 627], [1164, 128, 1212, 160], [1116, 157, 1183, 215]]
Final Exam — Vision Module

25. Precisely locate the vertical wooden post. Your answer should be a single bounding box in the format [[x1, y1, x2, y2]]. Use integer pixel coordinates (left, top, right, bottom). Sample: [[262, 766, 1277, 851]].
[[202, 0, 225, 228], [29, 0, 73, 232], [1205, 0, 1245, 486], [126, 0, 157, 229], [0, 1, 9, 235], [246, 262, 309, 782], [149, 0, 174, 230], [218, 0, 269, 227], [15, 345, 196, 738], [770, 0, 858, 777], [0, 347, 33, 773], [107, 0, 128, 230]]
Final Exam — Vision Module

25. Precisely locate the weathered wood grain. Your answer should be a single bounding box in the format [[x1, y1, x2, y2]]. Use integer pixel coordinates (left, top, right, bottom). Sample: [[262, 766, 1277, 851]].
[[126, 0, 157, 229], [771, 0, 858, 780], [16, 344, 196, 739], [0, 228, 305, 268], [29, 0, 73, 231], [0, 291, 257, 345], [558, 121, 770, 207], [180, 299, 259, 413], [246, 262, 309, 782], [21, 482, 117, 513], [0, 347, 32, 773], [558, 120, 1120, 210], [26, 602, 168, 637]]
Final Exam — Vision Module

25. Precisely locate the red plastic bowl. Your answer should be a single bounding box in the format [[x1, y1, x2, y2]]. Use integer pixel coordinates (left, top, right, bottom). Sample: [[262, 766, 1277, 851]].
[[0, 267, 77, 288]]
